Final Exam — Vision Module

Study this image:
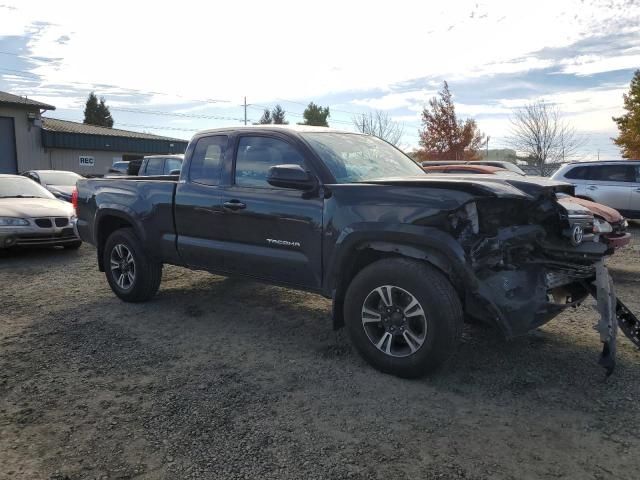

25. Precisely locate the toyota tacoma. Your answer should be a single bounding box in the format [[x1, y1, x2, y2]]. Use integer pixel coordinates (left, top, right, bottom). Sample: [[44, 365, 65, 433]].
[[74, 126, 638, 378]]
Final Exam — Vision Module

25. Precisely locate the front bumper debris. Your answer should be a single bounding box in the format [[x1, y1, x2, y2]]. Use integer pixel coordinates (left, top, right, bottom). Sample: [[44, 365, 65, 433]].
[[589, 260, 640, 376]]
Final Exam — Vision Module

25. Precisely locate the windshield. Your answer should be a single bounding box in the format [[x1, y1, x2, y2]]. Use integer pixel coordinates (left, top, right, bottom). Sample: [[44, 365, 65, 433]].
[[38, 171, 82, 186], [0, 177, 56, 199], [301, 133, 424, 183]]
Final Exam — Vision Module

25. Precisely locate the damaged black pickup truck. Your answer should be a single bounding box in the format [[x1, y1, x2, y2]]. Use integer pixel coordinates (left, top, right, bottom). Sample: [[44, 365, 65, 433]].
[[74, 126, 638, 378]]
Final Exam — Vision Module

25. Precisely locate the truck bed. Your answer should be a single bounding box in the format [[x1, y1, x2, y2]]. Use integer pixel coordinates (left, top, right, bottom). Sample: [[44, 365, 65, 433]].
[[75, 175, 181, 265]]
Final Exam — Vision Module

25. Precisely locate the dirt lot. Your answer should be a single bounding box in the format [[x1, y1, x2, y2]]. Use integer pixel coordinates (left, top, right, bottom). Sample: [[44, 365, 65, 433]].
[[1, 227, 640, 480]]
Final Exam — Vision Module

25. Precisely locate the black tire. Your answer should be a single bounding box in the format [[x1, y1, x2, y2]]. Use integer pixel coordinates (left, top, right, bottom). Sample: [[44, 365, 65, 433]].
[[63, 240, 83, 250], [344, 258, 463, 378], [103, 228, 162, 302]]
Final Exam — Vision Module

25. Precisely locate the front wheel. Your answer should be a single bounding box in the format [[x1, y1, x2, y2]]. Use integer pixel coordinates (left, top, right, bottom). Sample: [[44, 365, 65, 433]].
[[103, 228, 162, 302], [344, 258, 463, 378]]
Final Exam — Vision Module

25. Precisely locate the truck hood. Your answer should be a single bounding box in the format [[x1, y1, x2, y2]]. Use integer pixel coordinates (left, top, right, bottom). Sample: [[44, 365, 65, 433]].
[[0, 197, 74, 218], [364, 175, 574, 200]]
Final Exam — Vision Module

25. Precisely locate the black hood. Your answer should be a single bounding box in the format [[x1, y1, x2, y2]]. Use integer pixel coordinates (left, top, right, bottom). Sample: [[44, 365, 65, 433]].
[[363, 175, 574, 200]]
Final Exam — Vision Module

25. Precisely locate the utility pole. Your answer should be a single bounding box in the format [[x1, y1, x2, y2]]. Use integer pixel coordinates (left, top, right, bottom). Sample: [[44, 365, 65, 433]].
[[597, 149, 600, 161], [486, 136, 490, 159], [243, 96, 247, 125]]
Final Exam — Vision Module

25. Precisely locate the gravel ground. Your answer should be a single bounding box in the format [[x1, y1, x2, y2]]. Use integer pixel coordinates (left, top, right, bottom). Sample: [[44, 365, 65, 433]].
[[1, 226, 640, 480]]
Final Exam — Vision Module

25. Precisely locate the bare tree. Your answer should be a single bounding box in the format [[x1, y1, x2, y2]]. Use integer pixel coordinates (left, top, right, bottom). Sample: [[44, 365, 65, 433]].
[[507, 101, 584, 175], [352, 110, 405, 146]]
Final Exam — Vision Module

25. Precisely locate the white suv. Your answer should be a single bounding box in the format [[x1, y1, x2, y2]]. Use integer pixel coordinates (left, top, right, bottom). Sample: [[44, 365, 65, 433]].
[[552, 161, 640, 219]]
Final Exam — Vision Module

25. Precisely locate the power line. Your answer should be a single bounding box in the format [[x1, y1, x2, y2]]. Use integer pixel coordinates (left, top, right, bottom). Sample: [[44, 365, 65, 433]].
[[109, 106, 246, 122]]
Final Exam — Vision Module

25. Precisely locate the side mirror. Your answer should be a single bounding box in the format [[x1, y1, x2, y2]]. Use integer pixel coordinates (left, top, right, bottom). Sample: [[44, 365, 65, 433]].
[[267, 164, 318, 191], [169, 169, 181, 175]]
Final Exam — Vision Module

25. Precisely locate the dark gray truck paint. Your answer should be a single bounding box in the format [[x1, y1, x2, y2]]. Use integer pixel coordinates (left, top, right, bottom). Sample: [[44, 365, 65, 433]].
[[75, 126, 637, 374]]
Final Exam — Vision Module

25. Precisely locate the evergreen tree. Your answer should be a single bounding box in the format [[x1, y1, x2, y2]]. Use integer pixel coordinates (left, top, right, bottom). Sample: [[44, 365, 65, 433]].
[[83, 92, 101, 125], [97, 97, 114, 128], [301, 102, 330, 127], [613, 70, 640, 159], [257, 108, 272, 124], [83, 92, 114, 127], [272, 104, 288, 124]]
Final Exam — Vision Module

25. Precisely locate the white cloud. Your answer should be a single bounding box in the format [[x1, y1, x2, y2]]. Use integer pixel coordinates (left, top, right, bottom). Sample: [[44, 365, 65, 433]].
[[2, 0, 638, 102], [1, 0, 637, 159], [561, 54, 640, 75]]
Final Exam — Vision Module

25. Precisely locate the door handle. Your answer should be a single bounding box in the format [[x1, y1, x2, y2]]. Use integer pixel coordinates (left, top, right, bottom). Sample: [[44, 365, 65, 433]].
[[223, 200, 246, 210], [587, 185, 598, 190]]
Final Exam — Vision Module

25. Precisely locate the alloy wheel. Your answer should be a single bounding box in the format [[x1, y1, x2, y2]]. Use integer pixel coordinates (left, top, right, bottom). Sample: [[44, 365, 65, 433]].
[[361, 285, 427, 357], [110, 243, 136, 290]]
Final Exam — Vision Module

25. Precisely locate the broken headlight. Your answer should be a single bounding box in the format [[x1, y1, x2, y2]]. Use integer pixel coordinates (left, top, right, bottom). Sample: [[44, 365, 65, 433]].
[[593, 218, 613, 234]]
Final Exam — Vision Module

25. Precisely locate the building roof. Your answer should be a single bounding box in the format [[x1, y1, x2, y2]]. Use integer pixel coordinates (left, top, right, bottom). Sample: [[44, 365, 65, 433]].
[[0, 91, 56, 110], [42, 117, 185, 142], [41, 117, 188, 154]]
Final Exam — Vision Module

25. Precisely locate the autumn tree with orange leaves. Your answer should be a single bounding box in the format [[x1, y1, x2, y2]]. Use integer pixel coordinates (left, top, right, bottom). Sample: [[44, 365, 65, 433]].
[[417, 82, 485, 161]]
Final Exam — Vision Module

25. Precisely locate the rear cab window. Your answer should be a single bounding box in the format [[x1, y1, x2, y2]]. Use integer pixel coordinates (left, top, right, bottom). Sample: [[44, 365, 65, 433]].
[[165, 158, 182, 174], [144, 158, 164, 176], [189, 135, 228, 186]]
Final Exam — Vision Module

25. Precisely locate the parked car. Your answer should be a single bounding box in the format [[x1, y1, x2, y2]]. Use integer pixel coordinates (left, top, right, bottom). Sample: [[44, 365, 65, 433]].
[[551, 161, 640, 219], [75, 125, 635, 378], [21, 170, 82, 202], [107, 159, 143, 176], [138, 155, 184, 176], [0, 174, 81, 249], [420, 160, 527, 176]]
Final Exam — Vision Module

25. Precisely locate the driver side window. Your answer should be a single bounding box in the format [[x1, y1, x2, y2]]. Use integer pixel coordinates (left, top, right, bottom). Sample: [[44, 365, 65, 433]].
[[234, 136, 306, 188]]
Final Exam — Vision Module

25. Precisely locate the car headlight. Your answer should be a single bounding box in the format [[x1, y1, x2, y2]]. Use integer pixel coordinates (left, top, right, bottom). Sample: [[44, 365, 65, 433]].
[[593, 218, 613, 234], [0, 217, 29, 226]]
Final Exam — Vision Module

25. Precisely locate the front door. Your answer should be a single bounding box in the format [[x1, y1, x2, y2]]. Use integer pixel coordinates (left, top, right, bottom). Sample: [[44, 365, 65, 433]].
[[0, 117, 17, 174], [216, 134, 324, 289]]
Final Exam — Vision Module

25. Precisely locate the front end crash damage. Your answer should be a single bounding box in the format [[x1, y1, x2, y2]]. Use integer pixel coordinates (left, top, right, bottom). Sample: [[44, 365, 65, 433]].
[[447, 181, 638, 374]]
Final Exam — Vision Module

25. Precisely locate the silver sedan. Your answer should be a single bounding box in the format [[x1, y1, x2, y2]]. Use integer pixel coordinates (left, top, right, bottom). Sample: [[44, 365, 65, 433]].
[[0, 174, 81, 249]]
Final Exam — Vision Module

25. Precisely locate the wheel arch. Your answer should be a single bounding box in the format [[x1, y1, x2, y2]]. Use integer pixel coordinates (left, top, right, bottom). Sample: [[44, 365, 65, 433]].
[[327, 227, 471, 331], [95, 209, 146, 272]]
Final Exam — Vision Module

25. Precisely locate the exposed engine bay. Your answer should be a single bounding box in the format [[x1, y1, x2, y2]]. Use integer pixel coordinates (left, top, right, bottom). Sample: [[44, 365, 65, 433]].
[[448, 182, 638, 375]]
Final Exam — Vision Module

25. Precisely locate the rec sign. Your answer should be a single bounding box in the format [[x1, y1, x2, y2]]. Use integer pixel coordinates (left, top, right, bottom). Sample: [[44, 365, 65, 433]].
[[79, 155, 95, 167]]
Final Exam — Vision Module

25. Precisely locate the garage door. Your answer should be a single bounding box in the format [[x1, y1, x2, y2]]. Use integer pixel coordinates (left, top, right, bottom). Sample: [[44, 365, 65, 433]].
[[0, 117, 18, 174]]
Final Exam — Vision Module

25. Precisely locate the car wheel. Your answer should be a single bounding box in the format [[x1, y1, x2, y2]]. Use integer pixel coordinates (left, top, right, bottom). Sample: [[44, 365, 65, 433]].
[[344, 258, 463, 378], [63, 240, 83, 250], [103, 228, 162, 302]]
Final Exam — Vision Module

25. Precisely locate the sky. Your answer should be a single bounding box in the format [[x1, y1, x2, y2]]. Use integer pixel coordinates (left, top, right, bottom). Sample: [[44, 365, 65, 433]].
[[0, 0, 639, 159]]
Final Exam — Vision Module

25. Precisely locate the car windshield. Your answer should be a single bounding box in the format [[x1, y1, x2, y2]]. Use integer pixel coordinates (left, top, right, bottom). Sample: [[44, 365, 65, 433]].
[[38, 171, 81, 186], [0, 177, 56, 199], [301, 132, 424, 183]]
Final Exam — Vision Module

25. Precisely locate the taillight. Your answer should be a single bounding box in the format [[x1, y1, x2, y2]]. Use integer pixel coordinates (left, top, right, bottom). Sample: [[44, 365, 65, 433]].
[[71, 187, 78, 213]]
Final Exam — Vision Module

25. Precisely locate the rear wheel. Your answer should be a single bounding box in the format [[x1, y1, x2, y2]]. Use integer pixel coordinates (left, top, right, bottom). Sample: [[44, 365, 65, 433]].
[[103, 228, 162, 302], [344, 258, 463, 378]]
